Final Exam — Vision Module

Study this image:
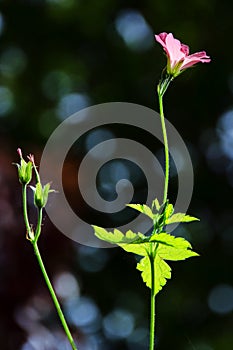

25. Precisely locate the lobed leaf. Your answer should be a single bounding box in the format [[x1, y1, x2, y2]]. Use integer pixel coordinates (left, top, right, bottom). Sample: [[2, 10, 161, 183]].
[[157, 244, 199, 261], [165, 213, 199, 225], [119, 242, 149, 256], [149, 232, 192, 249], [137, 253, 171, 295], [127, 204, 154, 219], [93, 226, 146, 245], [93, 221, 199, 296], [136, 233, 199, 295]]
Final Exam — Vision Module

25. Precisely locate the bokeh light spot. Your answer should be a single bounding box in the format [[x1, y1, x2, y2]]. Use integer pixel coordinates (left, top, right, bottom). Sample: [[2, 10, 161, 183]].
[[65, 297, 101, 332], [57, 93, 91, 120], [217, 109, 233, 160], [85, 128, 116, 160], [0, 86, 14, 116], [77, 246, 109, 272], [208, 284, 233, 314], [103, 309, 134, 339], [42, 70, 72, 100], [0, 47, 27, 77], [0, 13, 5, 36], [54, 271, 80, 300], [115, 10, 153, 51]]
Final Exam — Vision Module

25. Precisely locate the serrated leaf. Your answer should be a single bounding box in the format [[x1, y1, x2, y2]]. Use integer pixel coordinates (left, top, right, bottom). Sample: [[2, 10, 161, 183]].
[[137, 233, 199, 295], [94, 225, 199, 296], [137, 254, 171, 295], [157, 244, 199, 261], [150, 232, 192, 249], [166, 213, 199, 225], [119, 242, 149, 256], [93, 226, 147, 245], [127, 204, 154, 219]]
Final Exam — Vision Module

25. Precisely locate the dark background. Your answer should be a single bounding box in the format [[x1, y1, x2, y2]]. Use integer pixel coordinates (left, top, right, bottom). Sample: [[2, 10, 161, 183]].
[[0, 0, 233, 349]]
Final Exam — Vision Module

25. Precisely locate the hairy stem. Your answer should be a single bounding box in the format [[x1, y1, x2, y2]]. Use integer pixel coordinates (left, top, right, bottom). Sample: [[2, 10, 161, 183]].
[[158, 92, 169, 204], [157, 76, 172, 204], [34, 207, 43, 242], [21, 183, 78, 350], [22, 185, 31, 234], [33, 242, 78, 350], [149, 242, 158, 350], [149, 255, 156, 350]]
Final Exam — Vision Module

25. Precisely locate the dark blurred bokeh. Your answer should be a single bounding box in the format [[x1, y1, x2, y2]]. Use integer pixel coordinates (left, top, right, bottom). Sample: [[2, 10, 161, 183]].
[[0, 0, 233, 349]]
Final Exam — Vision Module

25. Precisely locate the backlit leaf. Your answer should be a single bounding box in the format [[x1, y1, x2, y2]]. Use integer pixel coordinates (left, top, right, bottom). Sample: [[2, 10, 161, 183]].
[[127, 204, 154, 219], [166, 213, 199, 225], [137, 253, 171, 295]]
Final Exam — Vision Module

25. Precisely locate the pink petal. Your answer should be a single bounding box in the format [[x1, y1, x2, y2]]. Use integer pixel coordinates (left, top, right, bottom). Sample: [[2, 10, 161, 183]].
[[154, 32, 168, 49], [181, 43, 189, 55], [180, 51, 211, 70], [165, 33, 186, 69], [17, 148, 22, 158], [27, 154, 35, 164]]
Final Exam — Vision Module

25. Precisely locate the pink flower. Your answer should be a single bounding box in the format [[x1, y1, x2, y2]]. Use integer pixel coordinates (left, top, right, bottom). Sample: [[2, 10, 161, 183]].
[[155, 32, 211, 77]]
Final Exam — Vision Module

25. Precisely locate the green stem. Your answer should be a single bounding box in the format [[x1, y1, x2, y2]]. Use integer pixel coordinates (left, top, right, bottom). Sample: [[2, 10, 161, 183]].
[[157, 76, 172, 204], [21, 184, 78, 350], [32, 242, 78, 350], [149, 254, 156, 350], [22, 185, 32, 236], [34, 207, 43, 242], [158, 92, 169, 204]]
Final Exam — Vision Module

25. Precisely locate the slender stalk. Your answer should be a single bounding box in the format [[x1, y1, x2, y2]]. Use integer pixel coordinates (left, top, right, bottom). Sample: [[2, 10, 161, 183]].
[[22, 185, 31, 234], [21, 178, 78, 350], [158, 92, 169, 204], [149, 253, 156, 350], [34, 207, 43, 242], [157, 77, 172, 204], [33, 242, 78, 350]]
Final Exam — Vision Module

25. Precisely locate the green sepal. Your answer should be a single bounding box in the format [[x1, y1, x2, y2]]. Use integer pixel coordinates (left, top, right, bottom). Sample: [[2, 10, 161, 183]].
[[32, 182, 55, 208], [15, 159, 33, 185]]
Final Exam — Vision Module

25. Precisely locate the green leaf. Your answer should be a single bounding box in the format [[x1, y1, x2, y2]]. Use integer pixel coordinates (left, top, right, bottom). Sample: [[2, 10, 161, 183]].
[[154, 233, 199, 261], [93, 226, 150, 255], [93, 226, 146, 245], [165, 213, 199, 225], [119, 242, 149, 256], [149, 232, 192, 248], [93, 225, 199, 296], [137, 253, 171, 295], [127, 204, 154, 219], [137, 233, 199, 295]]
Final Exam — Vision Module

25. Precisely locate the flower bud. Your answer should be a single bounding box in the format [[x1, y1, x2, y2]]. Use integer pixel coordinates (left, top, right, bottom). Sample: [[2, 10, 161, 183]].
[[15, 148, 33, 185], [31, 182, 54, 208]]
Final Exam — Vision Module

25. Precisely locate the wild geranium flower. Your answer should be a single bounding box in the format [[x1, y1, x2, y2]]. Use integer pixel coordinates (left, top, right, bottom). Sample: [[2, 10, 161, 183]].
[[155, 32, 211, 77]]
